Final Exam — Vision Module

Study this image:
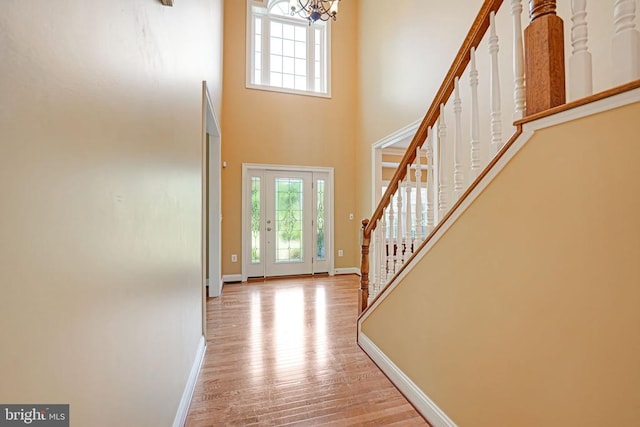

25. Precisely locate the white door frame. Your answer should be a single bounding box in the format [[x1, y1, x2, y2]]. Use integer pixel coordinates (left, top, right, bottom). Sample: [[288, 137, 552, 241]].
[[202, 82, 222, 336], [371, 119, 421, 213], [241, 163, 334, 282], [369, 120, 420, 287]]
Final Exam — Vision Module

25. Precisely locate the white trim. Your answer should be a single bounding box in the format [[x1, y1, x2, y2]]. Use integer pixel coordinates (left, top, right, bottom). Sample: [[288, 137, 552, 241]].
[[358, 333, 457, 427], [203, 83, 221, 138], [245, 82, 332, 99], [382, 162, 427, 170], [172, 336, 206, 427], [360, 88, 640, 325], [372, 119, 422, 149], [382, 147, 412, 156], [333, 267, 360, 275], [222, 274, 243, 283], [522, 87, 640, 133], [243, 162, 335, 173]]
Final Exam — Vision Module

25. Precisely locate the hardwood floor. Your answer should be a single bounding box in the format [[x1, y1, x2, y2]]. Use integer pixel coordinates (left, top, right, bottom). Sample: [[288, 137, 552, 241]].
[[186, 275, 428, 426]]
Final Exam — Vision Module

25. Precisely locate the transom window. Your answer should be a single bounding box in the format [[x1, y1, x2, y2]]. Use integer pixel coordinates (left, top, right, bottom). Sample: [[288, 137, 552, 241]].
[[246, 0, 331, 97]]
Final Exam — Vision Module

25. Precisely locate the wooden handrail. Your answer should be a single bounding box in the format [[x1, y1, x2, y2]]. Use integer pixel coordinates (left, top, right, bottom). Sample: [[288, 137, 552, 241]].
[[363, 0, 504, 238]]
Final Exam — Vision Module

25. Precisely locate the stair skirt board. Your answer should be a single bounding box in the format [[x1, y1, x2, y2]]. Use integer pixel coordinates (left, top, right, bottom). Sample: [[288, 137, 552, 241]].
[[172, 336, 206, 427], [358, 333, 457, 427]]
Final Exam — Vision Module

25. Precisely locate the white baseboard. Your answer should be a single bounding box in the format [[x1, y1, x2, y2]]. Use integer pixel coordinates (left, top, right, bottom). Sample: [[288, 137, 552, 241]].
[[333, 267, 360, 276], [172, 336, 206, 427], [358, 333, 457, 427], [222, 274, 243, 283]]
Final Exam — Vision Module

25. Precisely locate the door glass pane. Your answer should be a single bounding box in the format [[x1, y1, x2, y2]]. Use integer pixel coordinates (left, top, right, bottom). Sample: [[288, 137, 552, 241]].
[[251, 177, 261, 263], [275, 178, 304, 263], [316, 179, 325, 260]]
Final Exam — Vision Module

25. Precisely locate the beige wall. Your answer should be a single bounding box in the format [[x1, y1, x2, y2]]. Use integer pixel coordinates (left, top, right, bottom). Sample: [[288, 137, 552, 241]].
[[361, 102, 640, 426], [221, 0, 360, 275], [0, 1, 223, 426]]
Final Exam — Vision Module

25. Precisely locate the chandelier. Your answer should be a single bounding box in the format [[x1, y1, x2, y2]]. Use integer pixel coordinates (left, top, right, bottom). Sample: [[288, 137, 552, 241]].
[[288, 0, 340, 24]]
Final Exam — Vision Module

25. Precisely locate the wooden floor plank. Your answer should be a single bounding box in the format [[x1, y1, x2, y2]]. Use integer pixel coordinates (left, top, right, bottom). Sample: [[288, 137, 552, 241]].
[[185, 275, 428, 426]]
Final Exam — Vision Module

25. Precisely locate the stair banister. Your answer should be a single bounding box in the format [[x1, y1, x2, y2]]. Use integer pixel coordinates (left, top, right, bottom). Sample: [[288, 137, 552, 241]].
[[359, 0, 505, 313]]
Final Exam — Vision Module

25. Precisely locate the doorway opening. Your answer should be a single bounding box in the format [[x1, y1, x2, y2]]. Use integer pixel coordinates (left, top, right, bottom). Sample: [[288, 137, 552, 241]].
[[202, 82, 221, 336], [242, 164, 334, 280]]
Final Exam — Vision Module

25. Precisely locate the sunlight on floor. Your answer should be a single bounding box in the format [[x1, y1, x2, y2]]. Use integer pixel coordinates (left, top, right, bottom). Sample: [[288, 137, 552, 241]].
[[275, 287, 305, 372]]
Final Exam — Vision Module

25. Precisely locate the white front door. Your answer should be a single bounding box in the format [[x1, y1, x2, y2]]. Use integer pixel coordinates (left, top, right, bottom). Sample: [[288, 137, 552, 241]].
[[244, 166, 332, 279], [265, 170, 313, 276]]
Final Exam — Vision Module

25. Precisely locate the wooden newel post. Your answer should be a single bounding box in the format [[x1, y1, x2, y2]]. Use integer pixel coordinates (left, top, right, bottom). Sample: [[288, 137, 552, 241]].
[[359, 219, 371, 314], [524, 0, 566, 115]]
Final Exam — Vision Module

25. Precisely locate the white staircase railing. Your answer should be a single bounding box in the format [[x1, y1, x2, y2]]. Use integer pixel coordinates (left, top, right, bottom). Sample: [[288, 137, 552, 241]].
[[360, 0, 640, 313]]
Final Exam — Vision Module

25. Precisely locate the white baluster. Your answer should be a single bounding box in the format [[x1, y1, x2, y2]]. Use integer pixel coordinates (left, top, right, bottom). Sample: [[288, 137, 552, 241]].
[[426, 128, 435, 233], [373, 221, 381, 297], [569, 0, 593, 101], [388, 196, 396, 275], [612, 0, 640, 85], [469, 47, 481, 180], [438, 104, 449, 220], [405, 165, 413, 254], [453, 77, 464, 201], [414, 147, 424, 241], [380, 208, 388, 284], [396, 181, 404, 267], [511, 0, 526, 119], [489, 11, 503, 154]]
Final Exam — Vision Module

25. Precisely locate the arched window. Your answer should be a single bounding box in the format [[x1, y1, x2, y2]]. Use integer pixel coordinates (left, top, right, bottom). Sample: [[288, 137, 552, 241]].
[[247, 0, 330, 97]]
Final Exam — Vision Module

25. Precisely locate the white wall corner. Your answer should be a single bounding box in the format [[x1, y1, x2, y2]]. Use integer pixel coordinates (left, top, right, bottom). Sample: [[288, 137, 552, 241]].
[[358, 333, 457, 427], [172, 336, 206, 427]]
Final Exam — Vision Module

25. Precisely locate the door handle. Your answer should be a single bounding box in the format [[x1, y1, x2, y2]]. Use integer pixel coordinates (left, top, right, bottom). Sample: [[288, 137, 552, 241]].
[[267, 227, 272, 231]]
